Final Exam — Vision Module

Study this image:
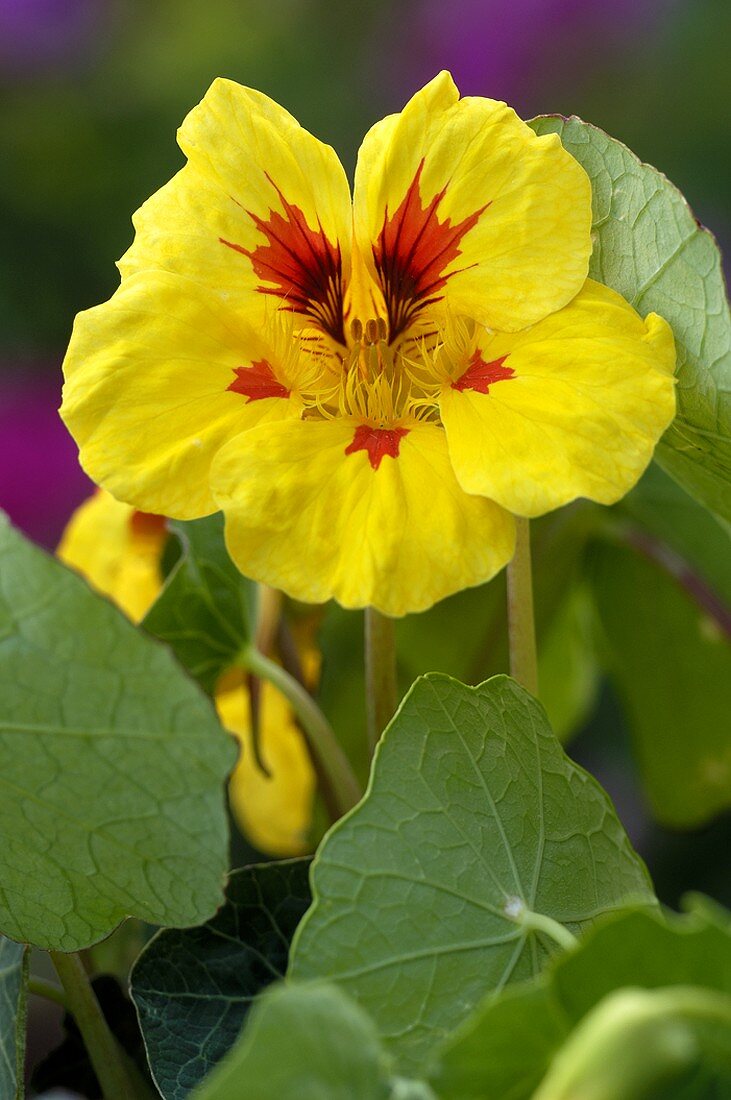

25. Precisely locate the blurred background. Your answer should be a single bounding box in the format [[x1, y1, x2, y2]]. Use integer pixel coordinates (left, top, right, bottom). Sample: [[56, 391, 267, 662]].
[[1, 1, 729, 1092]]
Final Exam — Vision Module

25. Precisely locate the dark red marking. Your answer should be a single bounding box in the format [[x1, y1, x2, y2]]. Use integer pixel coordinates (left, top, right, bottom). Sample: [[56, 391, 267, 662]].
[[345, 425, 409, 470], [373, 160, 489, 343], [220, 174, 345, 345], [452, 351, 514, 394], [129, 511, 166, 538], [228, 359, 291, 402]]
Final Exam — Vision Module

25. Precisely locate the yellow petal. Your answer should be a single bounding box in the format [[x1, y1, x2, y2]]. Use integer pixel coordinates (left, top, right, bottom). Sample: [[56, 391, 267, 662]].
[[353, 71, 592, 337], [211, 417, 515, 617], [118, 165, 268, 305], [440, 280, 677, 516], [122, 79, 353, 344], [61, 270, 303, 520], [218, 677, 316, 858], [57, 489, 165, 622]]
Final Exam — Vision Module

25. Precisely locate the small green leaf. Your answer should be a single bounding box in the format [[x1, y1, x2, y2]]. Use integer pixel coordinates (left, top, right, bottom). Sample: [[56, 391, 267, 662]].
[[530, 115, 731, 521], [190, 982, 396, 1100], [143, 514, 257, 694], [132, 860, 312, 1100], [289, 674, 654, 1070], [0, 936, 27, 1100], [0, 513, 236, 951], [588, 538, 731, 826], [432, 904, 731, 1100]]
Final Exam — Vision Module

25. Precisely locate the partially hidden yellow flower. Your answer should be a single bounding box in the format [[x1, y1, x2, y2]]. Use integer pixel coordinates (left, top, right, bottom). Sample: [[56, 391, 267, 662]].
[[61, 72, 676, 617], [57, 490, 316, 857]]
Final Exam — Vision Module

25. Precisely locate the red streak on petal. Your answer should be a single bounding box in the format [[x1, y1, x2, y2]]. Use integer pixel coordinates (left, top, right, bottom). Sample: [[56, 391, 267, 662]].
[[344, 425, 409, 470], [220, 174, 345, 345], [373, 160, 489, 342], [228, 360, 291, 403], [452, 351, 514, 394]]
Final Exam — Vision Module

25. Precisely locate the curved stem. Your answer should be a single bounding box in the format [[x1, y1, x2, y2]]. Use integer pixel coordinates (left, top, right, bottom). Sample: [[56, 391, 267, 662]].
[[507, 517, 539, 696], [516, 909, 578, 951], [243, 646, 362, 818], [534, 986, 731, 1100], [364, 607, 398, 755], [50, 951, 153, 1100], [27, 976, 68, 1009]]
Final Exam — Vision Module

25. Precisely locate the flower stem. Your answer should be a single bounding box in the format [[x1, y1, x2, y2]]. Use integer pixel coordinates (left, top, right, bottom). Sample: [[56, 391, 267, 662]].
[[243, 646, 362, 817], [507, 517, 539, 696], [50, 951, 153, 1100], [364, 607, 398, 755], [27, 976, 68, 1009]]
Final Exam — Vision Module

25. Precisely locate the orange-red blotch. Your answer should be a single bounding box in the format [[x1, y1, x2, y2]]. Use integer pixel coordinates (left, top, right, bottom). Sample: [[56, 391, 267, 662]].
[[129, 510, 167, 537], [345, 425, 409, 470], [373, 160, 488, 342], [228, 360, 291, 402], [220, 175, 346, 345], [452, 351, 515, 394]]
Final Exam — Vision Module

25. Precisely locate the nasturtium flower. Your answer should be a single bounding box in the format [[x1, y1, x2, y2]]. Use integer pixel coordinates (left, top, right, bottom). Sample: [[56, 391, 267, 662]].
[[61, 72, 676, 617], [57, 490, 316, 857]]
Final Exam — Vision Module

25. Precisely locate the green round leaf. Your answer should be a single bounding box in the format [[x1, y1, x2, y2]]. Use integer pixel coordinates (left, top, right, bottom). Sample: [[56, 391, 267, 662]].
[[191, 982, 396, 1100], [289, 674, 655, 1070], [132, 860, 312, 1100], [0, 514, 236, 951], [531, 115, 731, 521], [0, 936, 26, 1100], [432, 904, 731, 1100]]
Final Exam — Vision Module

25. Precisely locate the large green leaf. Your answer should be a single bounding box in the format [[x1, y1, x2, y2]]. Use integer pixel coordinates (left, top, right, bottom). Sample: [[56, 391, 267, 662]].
[[620, 463, 731, 606], [132, 860, 312, 1100], [531, 115, 731, 520], [191, 982, 400, 1100], [0, 936, 27, 1100], [143, 514, 257, 694], [432, 905, 731, 1100], [588, 538, 731, 826], [289, 674, 654, 1070], [537, 581, 599, 742], [0, 513, 236, 950]]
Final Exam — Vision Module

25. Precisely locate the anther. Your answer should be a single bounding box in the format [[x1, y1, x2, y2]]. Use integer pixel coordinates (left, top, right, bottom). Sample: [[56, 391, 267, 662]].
[[350, 318, 363, 342], [365, 318, 380, 346], [377, 316, 388, 342]]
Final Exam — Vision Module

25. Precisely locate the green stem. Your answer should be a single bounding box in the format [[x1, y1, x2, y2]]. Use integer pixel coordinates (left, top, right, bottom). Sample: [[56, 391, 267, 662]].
[[50, 951, 153, 1100], [533, 986, 731, 1100], [243, 646, 362, 817], [27, 976, 68, 1009], [364, 607, 398, 755], [506, 516, 539, 696], [516, 909, 578, 951]]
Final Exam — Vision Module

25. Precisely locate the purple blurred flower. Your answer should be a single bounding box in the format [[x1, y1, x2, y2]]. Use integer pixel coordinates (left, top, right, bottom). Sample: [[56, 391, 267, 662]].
[[381, 0, 672, 115], [0, 0, 110, 75], [0, 370, 91, 548]]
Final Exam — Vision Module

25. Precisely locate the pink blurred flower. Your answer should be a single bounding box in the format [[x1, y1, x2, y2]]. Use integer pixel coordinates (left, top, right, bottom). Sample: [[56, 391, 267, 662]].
[[0, 370, 91, 547]]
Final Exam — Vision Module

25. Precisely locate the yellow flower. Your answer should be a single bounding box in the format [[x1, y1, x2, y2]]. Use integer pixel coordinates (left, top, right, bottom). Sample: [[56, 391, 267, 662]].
[[57, 490, 316, 857], [61, 72, 676, 617]]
